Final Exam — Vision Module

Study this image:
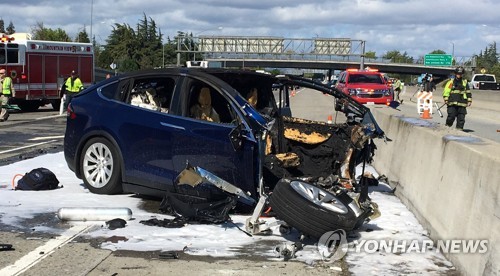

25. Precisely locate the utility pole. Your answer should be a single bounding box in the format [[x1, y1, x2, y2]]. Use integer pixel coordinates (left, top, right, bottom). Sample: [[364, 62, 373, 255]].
[[176, 35, 182, 67], [90, 0, 93, 42], [360, 40, 366, 70], [451, 42, 455, 64]]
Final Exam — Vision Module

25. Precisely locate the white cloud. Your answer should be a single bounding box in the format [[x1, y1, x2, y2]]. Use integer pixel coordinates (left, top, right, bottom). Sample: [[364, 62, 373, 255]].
[[1, 0, 500, 57]]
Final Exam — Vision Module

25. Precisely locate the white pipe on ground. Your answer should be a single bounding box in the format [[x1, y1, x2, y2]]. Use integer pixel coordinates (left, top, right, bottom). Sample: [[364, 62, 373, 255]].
[[57, 207, 133, 221]]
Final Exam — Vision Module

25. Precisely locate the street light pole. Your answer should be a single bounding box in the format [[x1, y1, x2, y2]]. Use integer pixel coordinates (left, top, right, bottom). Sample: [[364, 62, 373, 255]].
[[360, 40, 366, 70], [451, 42, 455, 63], [76, 26, 86, 42], [195, 26, 223, 36], [90, 0, 94, 41], [176, 35, 182, 67]]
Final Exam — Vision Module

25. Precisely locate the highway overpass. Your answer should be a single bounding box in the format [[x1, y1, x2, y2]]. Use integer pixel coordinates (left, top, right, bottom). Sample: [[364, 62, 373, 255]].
[[176, 35, 473, 82], [206, 58, 457, 81]]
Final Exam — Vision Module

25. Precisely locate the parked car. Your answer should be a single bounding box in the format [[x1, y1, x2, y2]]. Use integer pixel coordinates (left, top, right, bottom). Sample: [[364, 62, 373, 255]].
[[336, 69, 393, 104], [64, 68, 384, 238]]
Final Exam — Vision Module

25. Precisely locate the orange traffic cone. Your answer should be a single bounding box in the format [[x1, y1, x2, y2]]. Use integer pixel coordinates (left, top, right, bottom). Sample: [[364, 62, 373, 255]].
[[327, 115, 333, 124], [421, 107, 432, 119]]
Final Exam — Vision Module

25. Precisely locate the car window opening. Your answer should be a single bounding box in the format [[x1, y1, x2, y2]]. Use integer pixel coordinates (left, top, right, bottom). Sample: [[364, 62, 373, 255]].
[[349, 74, 384, 84], [128, 77, 175, 113], [189, 86, 221, 123], [186, 80, 235, 125]]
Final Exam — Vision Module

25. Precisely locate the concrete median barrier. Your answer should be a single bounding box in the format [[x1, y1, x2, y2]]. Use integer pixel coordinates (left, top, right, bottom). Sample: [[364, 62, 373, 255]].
[[370, 106, 500, 276]]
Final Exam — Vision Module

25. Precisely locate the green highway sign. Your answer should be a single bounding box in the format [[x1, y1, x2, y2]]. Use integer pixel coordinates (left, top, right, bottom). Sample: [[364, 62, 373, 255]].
[[424, 54, 453, 66]]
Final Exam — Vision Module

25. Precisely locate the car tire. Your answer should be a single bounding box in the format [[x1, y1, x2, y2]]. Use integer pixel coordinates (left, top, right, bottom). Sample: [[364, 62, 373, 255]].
[[269, 179, 358, 239], [80, 137, 122, 194]]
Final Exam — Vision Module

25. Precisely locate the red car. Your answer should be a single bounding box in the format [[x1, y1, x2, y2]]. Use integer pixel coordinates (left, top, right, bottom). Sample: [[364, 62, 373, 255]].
[[336, 69, 393, 104]]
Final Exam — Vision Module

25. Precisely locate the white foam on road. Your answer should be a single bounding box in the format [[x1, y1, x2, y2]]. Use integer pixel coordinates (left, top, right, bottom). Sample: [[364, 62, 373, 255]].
[[0, 152, 455, 274]]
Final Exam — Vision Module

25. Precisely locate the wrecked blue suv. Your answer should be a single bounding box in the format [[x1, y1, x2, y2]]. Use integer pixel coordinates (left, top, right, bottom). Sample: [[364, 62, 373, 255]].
[[64, 68, 384, 238]]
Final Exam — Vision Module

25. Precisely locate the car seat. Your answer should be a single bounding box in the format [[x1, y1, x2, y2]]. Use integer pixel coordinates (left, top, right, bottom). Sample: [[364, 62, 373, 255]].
[[190, 87, 220, 122], [247, 88, 258, 108], [130, 87, 161, 111]]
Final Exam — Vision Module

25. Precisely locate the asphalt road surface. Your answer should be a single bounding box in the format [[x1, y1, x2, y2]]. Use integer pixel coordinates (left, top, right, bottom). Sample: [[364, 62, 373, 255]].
[[291, 86, 500, 144], [397, 87, 500, 143], [0, 106, 65, 166]]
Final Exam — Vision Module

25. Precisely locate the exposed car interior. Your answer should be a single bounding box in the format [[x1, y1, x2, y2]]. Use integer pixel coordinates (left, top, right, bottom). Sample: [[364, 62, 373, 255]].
[[189, 87, 220, 122], [127, 77, 176, 113], [184, 78, 236, 124]]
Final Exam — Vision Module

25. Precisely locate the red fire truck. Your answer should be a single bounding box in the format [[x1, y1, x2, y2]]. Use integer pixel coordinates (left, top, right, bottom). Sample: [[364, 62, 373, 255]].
[[0, 33, 93, 112]]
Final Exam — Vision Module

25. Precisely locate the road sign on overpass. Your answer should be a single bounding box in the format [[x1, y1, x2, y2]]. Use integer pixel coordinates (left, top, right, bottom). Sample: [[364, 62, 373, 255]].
[[424, 54, 453, 66]]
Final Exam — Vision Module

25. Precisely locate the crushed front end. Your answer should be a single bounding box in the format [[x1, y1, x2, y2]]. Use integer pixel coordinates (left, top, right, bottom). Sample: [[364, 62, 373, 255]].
[[249, 75, 385, 238]]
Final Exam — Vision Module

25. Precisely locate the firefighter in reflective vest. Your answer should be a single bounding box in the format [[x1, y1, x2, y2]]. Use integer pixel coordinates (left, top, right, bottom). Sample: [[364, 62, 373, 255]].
[[443, 66, 471, 130], [63, 70, 84, 111], [0, 68, 14, 122], [393, 77, 403, 103]]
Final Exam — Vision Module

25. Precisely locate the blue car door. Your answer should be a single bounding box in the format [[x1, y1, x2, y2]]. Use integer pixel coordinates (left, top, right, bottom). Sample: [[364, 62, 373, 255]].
[[168, 77, 258, 197], [118, 76, 179, 191]]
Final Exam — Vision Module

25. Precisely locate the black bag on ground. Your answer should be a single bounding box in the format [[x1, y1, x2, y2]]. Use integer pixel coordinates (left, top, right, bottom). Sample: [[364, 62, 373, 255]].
[[16, 168, 60, 191], [159, 184, 237, 224]]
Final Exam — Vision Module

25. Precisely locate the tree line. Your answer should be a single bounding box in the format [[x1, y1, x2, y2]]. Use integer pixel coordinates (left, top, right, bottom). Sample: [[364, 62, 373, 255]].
[[1, 16, 499, 80], [0, 18, 15, 34], [474, 42, 500, 77]]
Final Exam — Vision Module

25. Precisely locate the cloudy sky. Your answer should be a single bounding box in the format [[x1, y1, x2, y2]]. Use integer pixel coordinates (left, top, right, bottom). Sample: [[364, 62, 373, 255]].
[[1, 0, 500, 59]]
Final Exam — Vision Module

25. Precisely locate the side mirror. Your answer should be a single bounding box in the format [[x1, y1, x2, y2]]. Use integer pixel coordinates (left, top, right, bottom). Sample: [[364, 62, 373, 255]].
[[229, 123, 245, 151]]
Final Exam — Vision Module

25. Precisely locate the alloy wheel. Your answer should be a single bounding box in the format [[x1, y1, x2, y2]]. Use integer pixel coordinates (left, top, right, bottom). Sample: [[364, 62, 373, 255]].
[[290, 181, 349, 214], [83, 142, 114, 188]]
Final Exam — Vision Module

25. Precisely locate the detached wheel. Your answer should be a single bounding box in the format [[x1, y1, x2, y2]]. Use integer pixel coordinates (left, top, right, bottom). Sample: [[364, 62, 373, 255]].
[[269, 179, 358, 239], [80, 137, 122, 194]]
